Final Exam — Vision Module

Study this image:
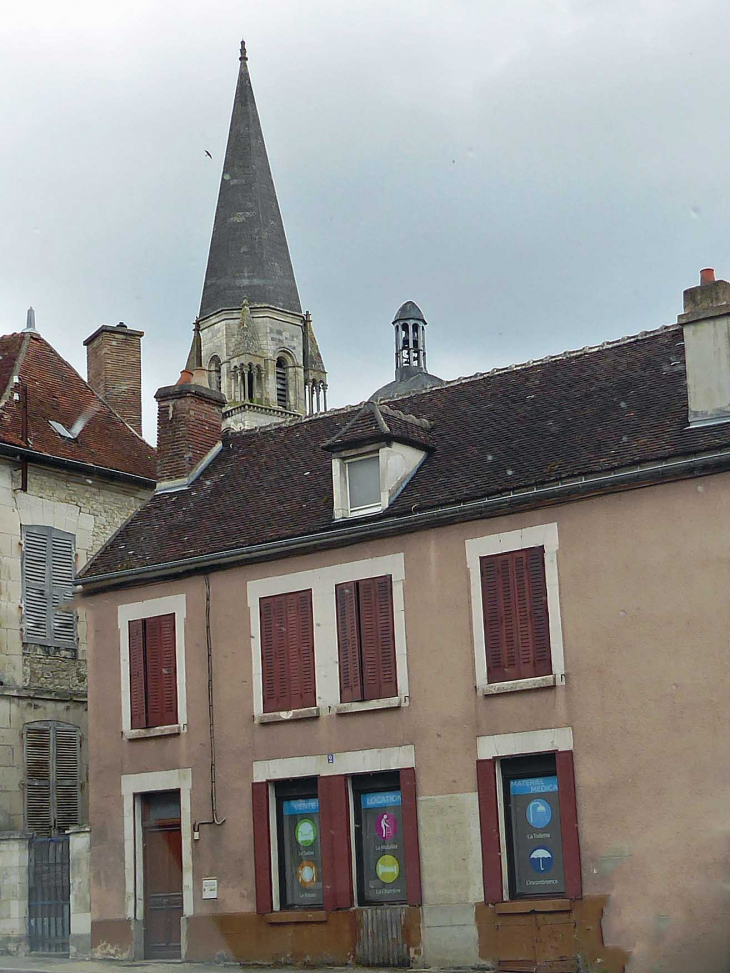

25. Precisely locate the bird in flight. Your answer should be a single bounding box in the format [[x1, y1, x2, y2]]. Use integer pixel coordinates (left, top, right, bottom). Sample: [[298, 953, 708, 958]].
[[205, 150, 213, 159]]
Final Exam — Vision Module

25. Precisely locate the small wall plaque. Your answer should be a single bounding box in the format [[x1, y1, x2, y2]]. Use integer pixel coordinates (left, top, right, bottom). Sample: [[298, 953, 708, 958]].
[[202, 878, 218, 900]]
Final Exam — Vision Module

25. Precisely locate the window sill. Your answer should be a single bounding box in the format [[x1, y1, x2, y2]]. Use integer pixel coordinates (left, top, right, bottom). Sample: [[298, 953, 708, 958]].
[[495, 898, 571, 914], [333, 696, 406, 715], [479, 674, 564, 696], [265, 911, 326, 924], [123, 723, 183, 740], [256, 706, 321, 724]]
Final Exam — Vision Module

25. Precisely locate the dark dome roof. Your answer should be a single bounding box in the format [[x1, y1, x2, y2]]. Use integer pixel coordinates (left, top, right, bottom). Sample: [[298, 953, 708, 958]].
[[370, 370, 444, 402], [392, 301, 426, 324]]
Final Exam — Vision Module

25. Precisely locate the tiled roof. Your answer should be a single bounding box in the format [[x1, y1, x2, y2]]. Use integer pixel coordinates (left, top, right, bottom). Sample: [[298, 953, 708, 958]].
[[81, 324, 730, 579], [322, 401, 433, 453], [0, 332, 156, 481]]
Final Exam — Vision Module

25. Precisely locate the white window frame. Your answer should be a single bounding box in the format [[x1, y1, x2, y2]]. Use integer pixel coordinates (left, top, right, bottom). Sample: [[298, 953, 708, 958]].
[[121, 767, 193, 921], [466, 523, 565, 695], [345, 454, 383, 516], [248, 555, 409, 722], [118, 594, 187, 739], [255, 745, 416, 912], [478, 727, 573, 901]]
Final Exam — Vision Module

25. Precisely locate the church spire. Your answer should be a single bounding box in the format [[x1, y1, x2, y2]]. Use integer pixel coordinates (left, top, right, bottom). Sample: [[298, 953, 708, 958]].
[[198, 41, 302, 319]]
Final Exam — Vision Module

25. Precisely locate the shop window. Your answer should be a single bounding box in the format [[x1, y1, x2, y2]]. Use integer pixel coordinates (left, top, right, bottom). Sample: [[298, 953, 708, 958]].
[[259, 590, 316, 712], [275, 778, 323, 909], [480, 547, 552, 683], [352, 772, 408, 905], [128, 614, 178, 729], [335, 575, 397, 702], [501, 754, 565, 898]]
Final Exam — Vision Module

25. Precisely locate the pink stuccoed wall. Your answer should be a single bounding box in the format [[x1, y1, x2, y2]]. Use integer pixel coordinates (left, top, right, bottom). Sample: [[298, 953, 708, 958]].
[[84, 471, 730, 972]]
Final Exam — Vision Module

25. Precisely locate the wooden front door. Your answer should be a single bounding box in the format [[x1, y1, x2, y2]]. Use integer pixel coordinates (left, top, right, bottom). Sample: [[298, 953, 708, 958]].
[[142, 791, 183, 959]]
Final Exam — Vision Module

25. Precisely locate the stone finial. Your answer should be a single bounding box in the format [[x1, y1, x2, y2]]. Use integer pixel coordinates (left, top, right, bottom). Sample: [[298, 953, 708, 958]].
[[24, 307, 36, 333], [240, 39, 248, 62]]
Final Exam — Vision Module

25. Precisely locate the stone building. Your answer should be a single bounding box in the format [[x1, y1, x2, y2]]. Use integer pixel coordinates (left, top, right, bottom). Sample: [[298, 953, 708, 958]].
[[197, 42, 327, 430], [78, 270, 730, 973], [0, 315, 155, 955]]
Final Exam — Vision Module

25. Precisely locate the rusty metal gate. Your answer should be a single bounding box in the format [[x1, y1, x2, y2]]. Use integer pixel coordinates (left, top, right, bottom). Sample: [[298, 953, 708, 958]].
[[28, 835, 70, 954], [355, 906, 410, 967]]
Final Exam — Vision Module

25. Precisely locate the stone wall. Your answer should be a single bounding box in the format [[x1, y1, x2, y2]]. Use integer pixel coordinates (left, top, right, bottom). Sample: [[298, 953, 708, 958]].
[[0, 459, 151, 832]]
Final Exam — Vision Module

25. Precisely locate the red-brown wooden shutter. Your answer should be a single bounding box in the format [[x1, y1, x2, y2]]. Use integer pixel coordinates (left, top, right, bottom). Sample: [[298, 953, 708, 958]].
[[319, 775, 353, 911], [260, 591, 315, 713], [360, 576, 398, 701], [158, 613, 178, 726], [336, 582, 363, 703], [481, 547, 552, 683], [143, 615, 165, 727], [251, 781, 273, 914], [128, 619, 146, 729], [556, 750, 582, 899], [527, 547, 552, 677], [399, 768, 422, 906], [476, 758, 503, 903]]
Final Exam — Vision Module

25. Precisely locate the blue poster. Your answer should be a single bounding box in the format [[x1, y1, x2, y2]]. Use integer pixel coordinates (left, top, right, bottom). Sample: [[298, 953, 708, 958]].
[[361, 791, 402, 809]]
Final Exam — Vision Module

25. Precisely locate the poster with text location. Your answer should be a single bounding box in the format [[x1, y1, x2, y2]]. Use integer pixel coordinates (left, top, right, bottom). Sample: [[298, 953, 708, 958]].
[[281, 798, 323, 907], [361, 791, 407, 902], [509, 776, 565, 896]]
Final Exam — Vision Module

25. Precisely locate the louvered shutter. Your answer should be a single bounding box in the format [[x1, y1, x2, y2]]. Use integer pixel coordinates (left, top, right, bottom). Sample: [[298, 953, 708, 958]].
[[260, 591, 315, 712], [22, 526, 51, 644], [260, 595, 279, 712], [400, 768, 422, 906], [335, 582, 362, 702], [50, 530, 76, 648], [319, 775, 353, 911], [360, 576, 398, 700], [24, 721, 80, 835], [54, 723, 81, 829], [158, 613, 178, 725], [476, 758, 503, 903], [25, 723, 53, 835], [480, 547, 552, 683], [556, 750, 582, 899], [128, 619, 147, 729]]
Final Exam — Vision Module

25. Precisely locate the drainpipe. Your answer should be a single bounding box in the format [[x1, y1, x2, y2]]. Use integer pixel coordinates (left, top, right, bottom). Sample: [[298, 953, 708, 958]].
[[193, 574, 225, 838]]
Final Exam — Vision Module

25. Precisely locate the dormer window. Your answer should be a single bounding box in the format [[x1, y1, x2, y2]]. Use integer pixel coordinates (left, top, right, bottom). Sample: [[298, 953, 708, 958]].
[[346, 455, 381, 515]]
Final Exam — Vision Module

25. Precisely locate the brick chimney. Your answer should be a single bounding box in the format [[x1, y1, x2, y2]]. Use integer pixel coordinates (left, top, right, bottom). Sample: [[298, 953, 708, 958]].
[[155, 326, 225, 486], [84, 323, 144, 434], [678, 268, 730, 426]]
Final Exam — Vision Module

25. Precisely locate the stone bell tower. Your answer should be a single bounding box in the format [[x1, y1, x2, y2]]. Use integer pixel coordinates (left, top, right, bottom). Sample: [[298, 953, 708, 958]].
[[194, 41, 327, 430]]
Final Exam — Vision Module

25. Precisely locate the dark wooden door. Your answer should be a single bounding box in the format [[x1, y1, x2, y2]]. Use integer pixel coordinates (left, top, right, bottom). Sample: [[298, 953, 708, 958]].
[[142, 791, 182, 959]]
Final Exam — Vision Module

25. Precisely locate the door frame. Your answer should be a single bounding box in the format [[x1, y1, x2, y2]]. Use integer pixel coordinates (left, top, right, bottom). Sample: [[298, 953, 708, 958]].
[[121, 768, 193, 949]]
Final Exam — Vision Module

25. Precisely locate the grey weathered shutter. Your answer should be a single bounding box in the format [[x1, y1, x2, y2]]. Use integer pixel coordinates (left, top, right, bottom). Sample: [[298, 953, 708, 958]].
[[24, 722, 53, 835], [54, 723, 81, 829], [25, 721, 81, 834], [22, 526, 51, 644], [50, 530, 76, 648]]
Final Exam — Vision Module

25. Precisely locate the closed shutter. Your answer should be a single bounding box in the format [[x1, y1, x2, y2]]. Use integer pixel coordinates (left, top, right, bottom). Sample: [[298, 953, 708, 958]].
[[25, 723, 53, 835], [335, 582, 362, 703], [260, 590, 315, 712], [360, 576, 398, 700], [476, 758, 503, 903], [399, 768, 422, 906], [24, 721, 80, 835], [50, 530, 76, 648], [319, 775, 353, 911], [480, 547, 552, 683], [22, 526, 76, 649], [22, 527, 50, 644], [251, 781, 273, 914], [158, 614, 178, 725], [142, 614, 178, 728], [128, 619, 146, 729], [556, 750, 582, 899]]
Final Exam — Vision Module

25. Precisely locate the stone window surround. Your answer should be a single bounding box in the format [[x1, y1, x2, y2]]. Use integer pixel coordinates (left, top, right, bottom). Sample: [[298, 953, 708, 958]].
[[117, 594, 187, 738], [121, 767, 193, 921], [247, 554, 408, 723], [465, 523, 566, 696], [477, 726, 574, 902], [253, 745, 416, 912]]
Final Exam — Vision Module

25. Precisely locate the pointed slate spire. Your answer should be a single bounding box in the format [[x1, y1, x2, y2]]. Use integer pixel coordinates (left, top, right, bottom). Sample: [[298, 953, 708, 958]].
[[199, 41, 302, 319]]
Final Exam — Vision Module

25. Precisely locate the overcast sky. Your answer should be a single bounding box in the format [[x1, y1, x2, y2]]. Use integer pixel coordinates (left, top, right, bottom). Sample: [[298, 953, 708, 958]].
[[3, 0, 730, 441]]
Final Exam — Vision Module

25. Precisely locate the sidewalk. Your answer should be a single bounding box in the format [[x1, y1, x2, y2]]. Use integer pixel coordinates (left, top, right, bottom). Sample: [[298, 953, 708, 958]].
[[0, 959, 334, 973]]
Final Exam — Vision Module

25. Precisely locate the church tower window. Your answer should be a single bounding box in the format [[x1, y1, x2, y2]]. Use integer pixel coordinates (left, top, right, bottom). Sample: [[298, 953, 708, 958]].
[[247, 363, 255, 401], [208, 356, 222, 392], [276, 358, 288, 409]]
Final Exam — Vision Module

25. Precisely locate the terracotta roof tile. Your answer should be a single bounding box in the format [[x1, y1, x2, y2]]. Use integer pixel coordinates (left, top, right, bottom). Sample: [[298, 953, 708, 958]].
[[0, 332, 156, 481], [82, 325, 730, 579]]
